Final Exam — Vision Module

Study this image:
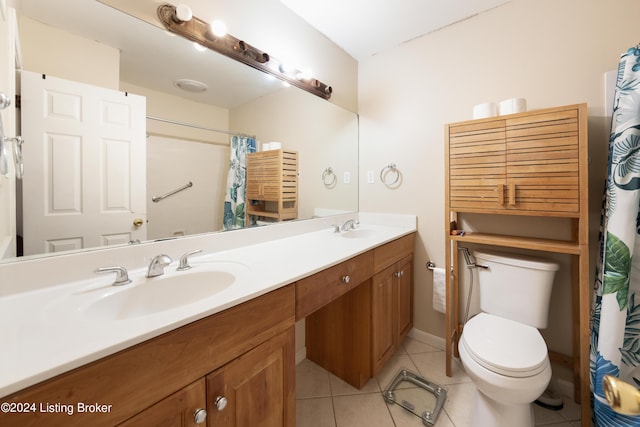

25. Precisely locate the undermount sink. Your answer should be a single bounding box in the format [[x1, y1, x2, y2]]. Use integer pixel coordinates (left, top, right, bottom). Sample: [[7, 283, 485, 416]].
[[85, 270, 236, 320], [45, 262, 248, 322]]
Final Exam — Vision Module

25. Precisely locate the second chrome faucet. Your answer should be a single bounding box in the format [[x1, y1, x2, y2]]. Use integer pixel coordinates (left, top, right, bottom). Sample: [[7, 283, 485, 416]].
[[146, 254, 172, 278]]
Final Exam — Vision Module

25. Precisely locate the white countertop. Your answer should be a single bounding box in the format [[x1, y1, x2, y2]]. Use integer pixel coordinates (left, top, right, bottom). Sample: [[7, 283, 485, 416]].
[[0, 212, 416, 397]]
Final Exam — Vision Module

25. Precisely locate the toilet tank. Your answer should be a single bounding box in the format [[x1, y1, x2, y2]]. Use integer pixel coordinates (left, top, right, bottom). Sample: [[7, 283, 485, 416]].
[[473, 250, 559, 329]]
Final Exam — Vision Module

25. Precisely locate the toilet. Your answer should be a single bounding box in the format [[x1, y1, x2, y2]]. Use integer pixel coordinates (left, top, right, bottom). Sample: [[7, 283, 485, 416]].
[[458, 250, 559, 427]]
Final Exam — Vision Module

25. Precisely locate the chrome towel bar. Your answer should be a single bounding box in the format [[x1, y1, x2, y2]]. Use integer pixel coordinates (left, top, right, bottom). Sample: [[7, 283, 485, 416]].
[[152, 181, 193, 203]]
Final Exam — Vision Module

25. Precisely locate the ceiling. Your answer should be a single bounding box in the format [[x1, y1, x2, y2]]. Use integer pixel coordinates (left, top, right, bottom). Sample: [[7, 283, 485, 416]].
[[279, 0, 511, 60]]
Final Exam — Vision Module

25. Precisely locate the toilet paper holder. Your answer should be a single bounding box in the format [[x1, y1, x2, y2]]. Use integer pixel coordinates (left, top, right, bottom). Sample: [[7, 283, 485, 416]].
[[426, 261, 436, 270]]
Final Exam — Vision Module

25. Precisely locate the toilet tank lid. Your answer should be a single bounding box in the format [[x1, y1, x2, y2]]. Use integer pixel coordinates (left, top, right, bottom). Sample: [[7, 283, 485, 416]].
[[473, 250, 559, 271]]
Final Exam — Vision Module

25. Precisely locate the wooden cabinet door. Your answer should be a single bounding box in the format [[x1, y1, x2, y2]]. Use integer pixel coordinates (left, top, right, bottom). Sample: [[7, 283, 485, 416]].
[[372, 264, 396, 375], [505, 108, 580, 213], [118, 380, 206, 427], [396, 256, 413, 342], [372, 255, 414, 376], [447, 120, 506, 211], [205, 328, 295, 427]]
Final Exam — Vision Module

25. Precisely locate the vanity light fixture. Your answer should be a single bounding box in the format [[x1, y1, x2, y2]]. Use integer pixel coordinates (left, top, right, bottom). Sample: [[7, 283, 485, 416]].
[[157, 3, 332, 100]]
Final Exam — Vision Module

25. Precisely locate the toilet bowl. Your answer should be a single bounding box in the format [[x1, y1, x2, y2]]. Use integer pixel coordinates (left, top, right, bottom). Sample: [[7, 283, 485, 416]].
[[459, 313, 552, 427], [457, 250, 559, 426]]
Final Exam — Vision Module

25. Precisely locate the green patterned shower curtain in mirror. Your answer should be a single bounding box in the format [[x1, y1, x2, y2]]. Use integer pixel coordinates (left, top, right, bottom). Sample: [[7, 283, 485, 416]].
[[590, 45, 640, 425], [223, 135, 256, 230]]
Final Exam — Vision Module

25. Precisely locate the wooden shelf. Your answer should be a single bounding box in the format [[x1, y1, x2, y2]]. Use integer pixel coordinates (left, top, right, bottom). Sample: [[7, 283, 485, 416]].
[[449, 232, 583, 255], [246, 209, 297, 220], [246, 149, 298, 223]]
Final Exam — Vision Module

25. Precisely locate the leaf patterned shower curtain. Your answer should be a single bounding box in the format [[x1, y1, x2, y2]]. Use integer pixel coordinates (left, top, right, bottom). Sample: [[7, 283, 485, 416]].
[[223, 135, 256, 230], [590, 45, 640, 426]]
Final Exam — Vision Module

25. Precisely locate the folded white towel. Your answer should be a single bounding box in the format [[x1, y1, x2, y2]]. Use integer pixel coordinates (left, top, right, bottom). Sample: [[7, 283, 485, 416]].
[[432, 267, 447, 314]]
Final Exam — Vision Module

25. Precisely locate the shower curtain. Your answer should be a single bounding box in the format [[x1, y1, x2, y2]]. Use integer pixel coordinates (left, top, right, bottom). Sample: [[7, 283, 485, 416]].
[[223, 135, 256, 230], [590, 45, 640, 425]]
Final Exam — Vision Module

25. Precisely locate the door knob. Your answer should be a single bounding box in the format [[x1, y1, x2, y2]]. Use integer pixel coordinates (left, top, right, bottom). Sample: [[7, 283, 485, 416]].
[[133, 218, 144, 228]]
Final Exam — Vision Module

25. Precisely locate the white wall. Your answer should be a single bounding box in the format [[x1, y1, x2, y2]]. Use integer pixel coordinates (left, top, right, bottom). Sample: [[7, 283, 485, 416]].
[[19, 16, 119, 90], [230, 88, 359, 219], [358, 0, 640, 358], [146, 135, 229, 238]]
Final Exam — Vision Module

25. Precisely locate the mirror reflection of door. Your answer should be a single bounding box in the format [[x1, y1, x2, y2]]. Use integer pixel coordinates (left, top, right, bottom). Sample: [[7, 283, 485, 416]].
[[20, 71, 147, 256]]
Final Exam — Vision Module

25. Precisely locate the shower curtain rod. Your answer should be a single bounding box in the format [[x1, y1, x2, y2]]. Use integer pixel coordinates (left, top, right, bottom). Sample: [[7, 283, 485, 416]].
[[146, 115, 255, 138]]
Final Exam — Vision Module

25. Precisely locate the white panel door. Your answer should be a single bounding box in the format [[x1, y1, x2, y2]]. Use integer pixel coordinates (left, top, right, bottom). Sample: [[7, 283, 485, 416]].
[[21, 71, 146, 256]]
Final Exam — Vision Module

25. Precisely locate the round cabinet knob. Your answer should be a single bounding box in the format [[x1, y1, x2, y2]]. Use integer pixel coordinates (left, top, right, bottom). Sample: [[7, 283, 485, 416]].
[[133, 218, 144, 228], [214, 396, 228, 411], [193, 408, 207, 424], [342, 275, 351, 284]]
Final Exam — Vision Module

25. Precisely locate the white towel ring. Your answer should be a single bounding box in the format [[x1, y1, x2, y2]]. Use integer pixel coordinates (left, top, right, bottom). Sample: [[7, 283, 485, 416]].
[[380, 163, 400, 186], [322, 167, 337, 187]]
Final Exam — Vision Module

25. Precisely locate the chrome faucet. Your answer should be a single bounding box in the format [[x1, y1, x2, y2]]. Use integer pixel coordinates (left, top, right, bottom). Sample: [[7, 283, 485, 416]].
[[177, 249, 202, 271], [340, 219, 360, 231], [95, 266, 131, 286], [147, 254, 172, 278]]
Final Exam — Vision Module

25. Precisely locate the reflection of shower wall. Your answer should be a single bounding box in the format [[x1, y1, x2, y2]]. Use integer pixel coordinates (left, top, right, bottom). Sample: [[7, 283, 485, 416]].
[[146, 135, 229, 239]]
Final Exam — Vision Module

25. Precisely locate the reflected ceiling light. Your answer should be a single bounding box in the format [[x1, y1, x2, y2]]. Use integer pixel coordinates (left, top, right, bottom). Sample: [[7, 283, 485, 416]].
[[157, 3, 332, 100], [174, 78, 208, 92], [193, 42, 207, 52]]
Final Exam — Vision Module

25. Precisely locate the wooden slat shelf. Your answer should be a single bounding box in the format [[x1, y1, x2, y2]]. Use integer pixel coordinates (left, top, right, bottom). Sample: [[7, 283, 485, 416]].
[[449, 232, 583, 255], [247, 209, 297, 220], [246, 149, 298, 223]]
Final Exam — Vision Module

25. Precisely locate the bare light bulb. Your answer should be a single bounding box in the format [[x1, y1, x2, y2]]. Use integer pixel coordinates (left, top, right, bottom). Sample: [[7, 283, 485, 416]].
[[174, 4, 193, 22], [210, 20, 227, 37]]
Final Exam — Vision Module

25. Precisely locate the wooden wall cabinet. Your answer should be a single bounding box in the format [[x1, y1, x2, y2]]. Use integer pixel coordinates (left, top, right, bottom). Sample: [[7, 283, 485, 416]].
[[246, 149, 298, 223], [449, 108, 580, 214], [445, 103, 590, 424], [305, 233, 415, 388]]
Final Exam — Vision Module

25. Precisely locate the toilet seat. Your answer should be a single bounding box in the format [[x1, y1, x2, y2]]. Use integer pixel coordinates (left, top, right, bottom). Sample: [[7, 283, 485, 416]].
[[461, 313, 548, 378]]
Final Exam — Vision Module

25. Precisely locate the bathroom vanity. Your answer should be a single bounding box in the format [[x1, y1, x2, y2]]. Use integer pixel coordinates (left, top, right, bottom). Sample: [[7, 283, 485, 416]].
[[0, 213, 415, 426]]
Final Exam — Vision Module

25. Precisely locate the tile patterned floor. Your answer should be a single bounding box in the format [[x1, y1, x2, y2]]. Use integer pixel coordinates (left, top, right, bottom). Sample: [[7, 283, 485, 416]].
[[296, 337, 583, 427]]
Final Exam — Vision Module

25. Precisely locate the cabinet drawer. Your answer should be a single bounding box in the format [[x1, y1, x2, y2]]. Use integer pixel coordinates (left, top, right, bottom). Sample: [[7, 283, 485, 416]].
[[373, 234, 415, 272], [296, 252, 373, 320]]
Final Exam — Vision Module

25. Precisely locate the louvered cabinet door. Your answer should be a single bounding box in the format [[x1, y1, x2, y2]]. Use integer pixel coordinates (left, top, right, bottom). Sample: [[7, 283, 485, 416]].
[[448, 120, 507, 211], [505, 108, 580, 213]]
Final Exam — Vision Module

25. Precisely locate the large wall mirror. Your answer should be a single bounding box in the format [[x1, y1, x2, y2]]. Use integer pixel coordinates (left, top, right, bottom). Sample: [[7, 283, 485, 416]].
[[8, 0, 358, 262]]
